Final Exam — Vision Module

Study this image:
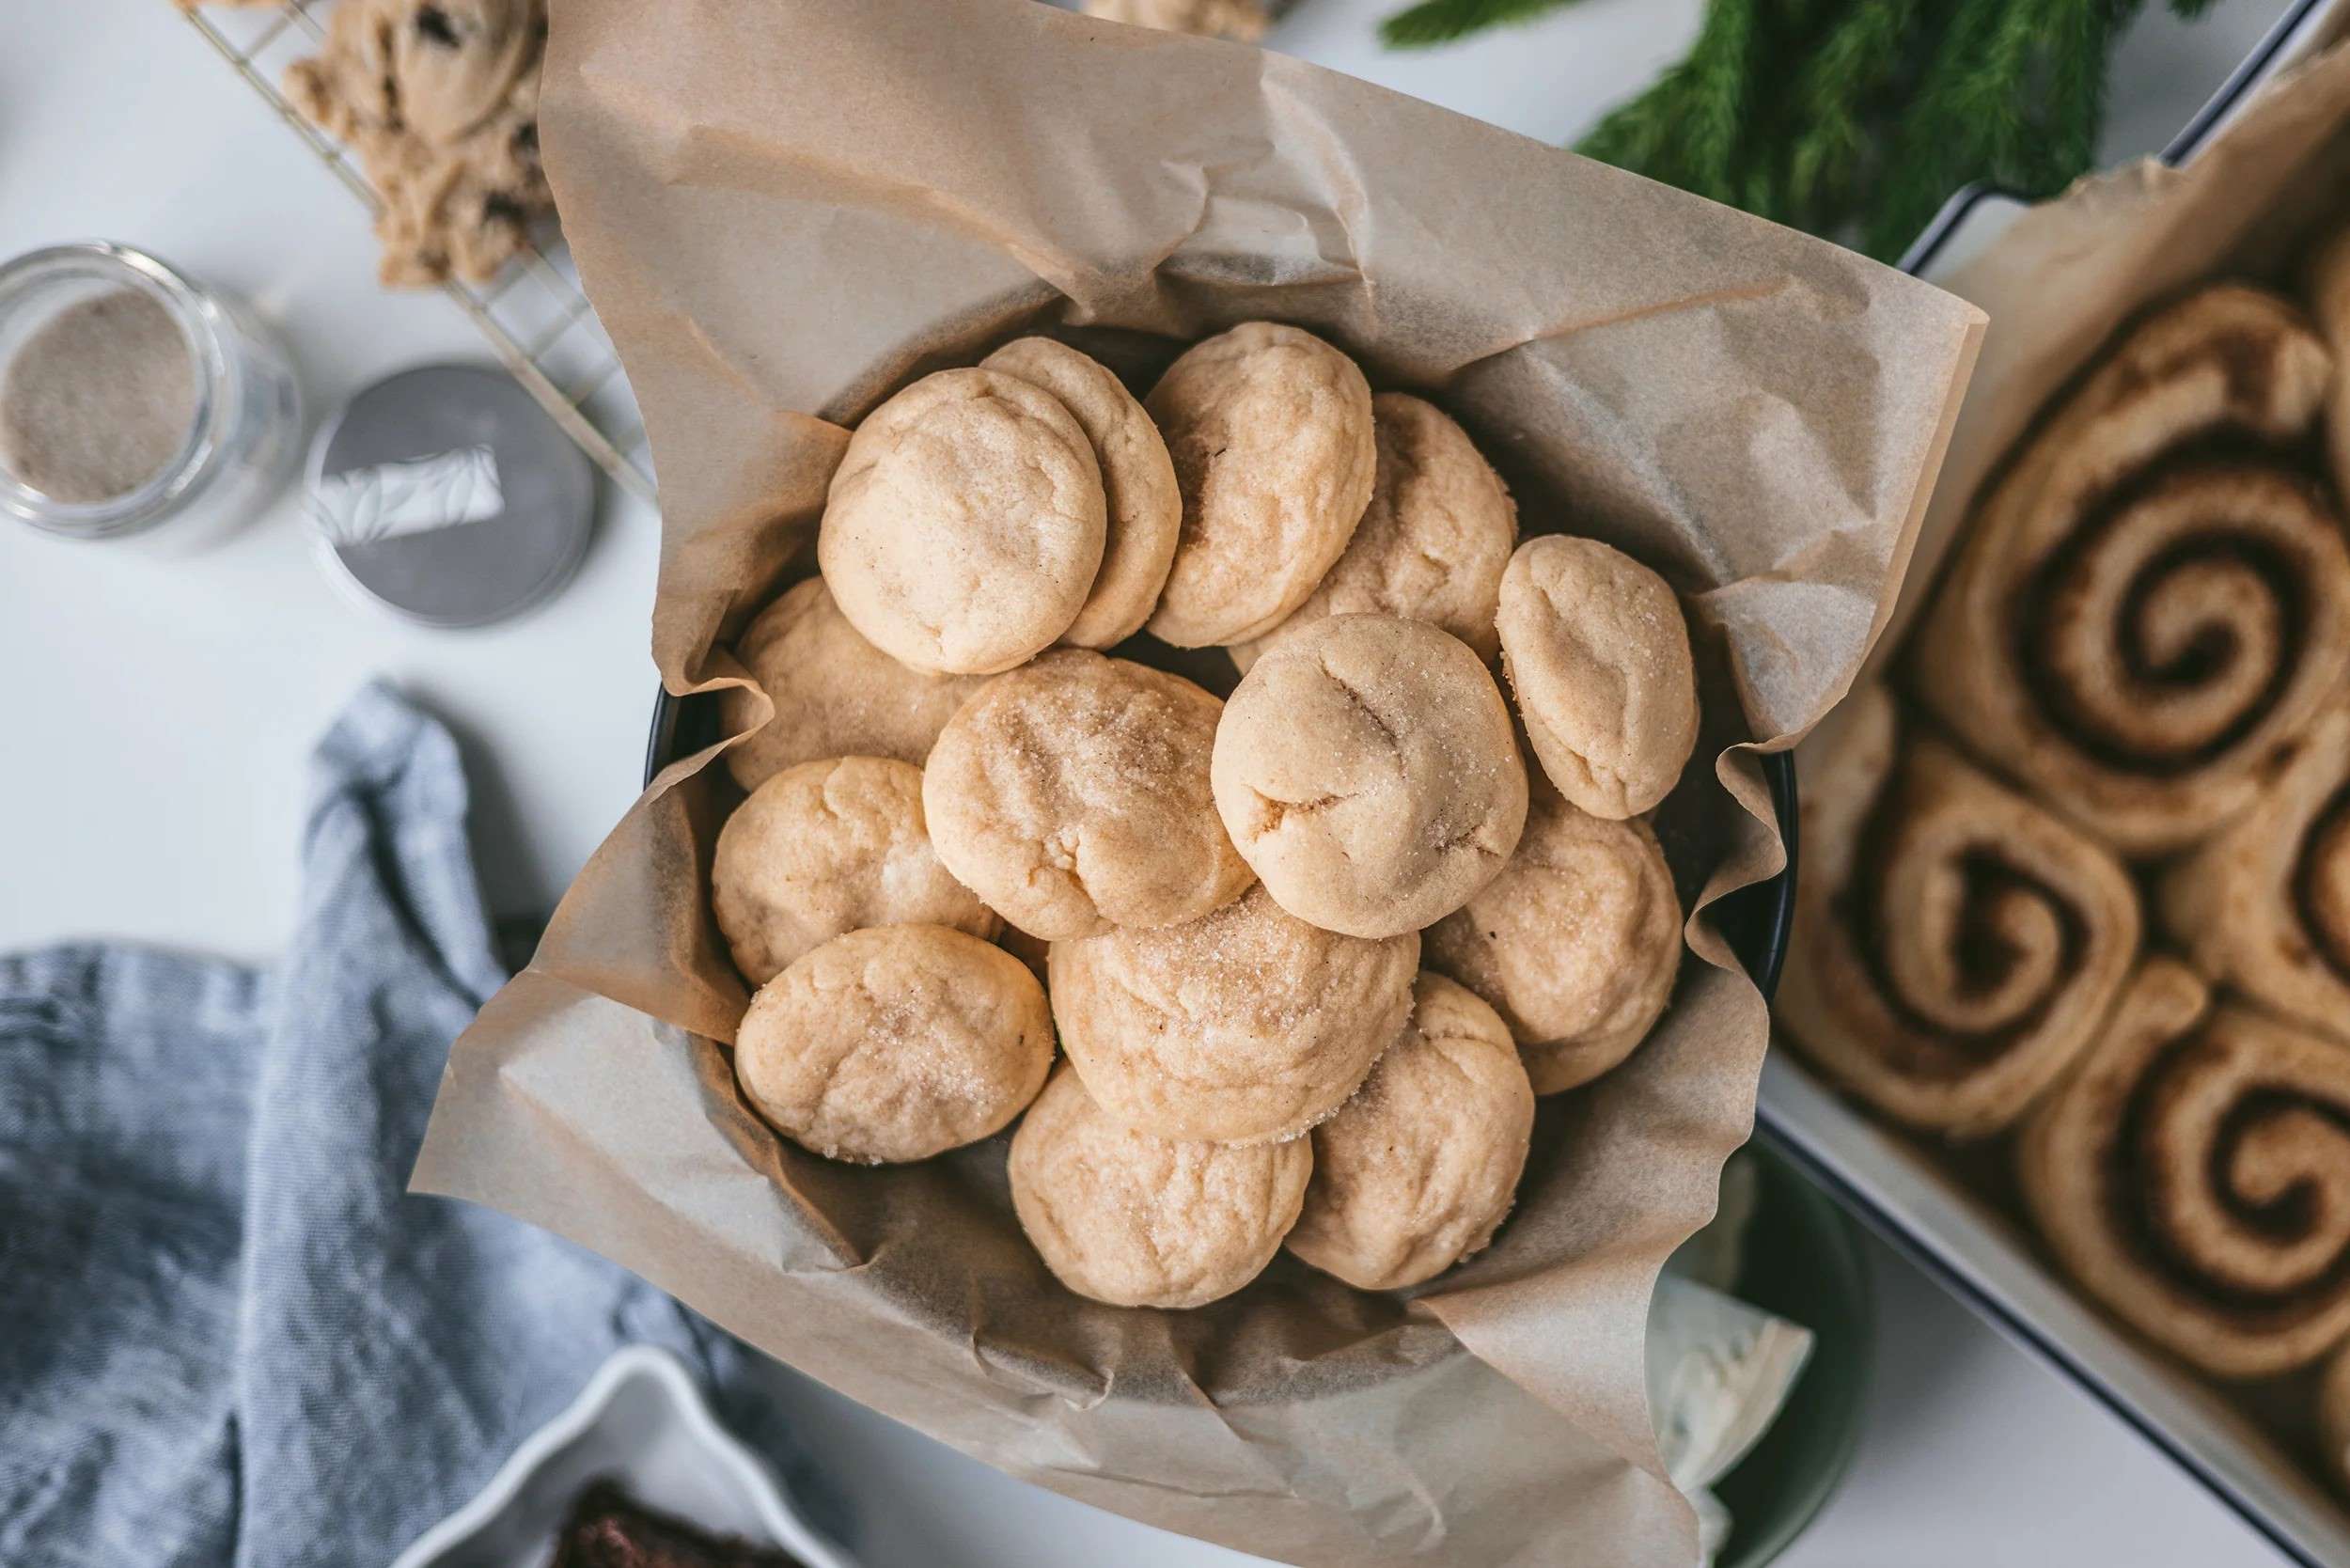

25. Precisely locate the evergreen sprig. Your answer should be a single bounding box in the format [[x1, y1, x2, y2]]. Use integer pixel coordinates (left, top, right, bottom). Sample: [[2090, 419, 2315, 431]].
[[1380, 0, 2218, 261]]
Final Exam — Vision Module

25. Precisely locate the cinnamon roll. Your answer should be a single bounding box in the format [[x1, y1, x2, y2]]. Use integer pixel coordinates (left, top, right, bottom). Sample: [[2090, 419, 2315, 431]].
[[1911, 284, 2350, 855], [2019, 958, 2350, 1378], [2161, 708, 2350, 1043], [1778, 688, 2140, 1137]]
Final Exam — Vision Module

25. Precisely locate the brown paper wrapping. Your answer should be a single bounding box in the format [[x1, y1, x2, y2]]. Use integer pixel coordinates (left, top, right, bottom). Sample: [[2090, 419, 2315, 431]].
[[411, 3, 1982, 1562]]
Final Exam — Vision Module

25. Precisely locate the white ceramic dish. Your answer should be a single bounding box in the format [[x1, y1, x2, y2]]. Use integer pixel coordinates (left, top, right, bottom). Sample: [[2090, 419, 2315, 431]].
[[391, 1344, 858, 1568]]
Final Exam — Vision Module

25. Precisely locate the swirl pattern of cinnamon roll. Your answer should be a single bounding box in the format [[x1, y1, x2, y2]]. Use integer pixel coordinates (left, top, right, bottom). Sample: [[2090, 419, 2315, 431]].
[[1911, 284, 2350, 855], [2019, 958, 2350, 1377], [2161, 708, 2350, 1043], [1778, 688, 2141, 1137]]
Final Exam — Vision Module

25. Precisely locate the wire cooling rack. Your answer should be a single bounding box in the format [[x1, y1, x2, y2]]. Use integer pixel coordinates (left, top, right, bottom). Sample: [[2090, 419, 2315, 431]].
[[178, 1, 655, 503]]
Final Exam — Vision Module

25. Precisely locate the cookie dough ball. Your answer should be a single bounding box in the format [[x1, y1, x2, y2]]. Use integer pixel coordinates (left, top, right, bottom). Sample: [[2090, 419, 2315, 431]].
[[923, 651, 1252, 940], [1233, 394, 1516, 670], [1213, 615, 1528, 938], [1049, 883, 1418, 1143], [1010, 1065, 1310, 1309], [1425, 790, 1683, 1093], [735, 925, 1052, 1165], [1497, 536, 1699, 820], [1144, 322, 1376, 647], [982, 337, 1181, 649], [718, 578, 984, 792], [284, 0, 551, 286], [819, 368, 1106, 674], [1286, 973, 1534, 1291], [712, 757, 999, 985]]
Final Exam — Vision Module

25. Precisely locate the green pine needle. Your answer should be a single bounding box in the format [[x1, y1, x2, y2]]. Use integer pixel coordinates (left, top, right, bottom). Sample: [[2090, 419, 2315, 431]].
[[1381, 0, 1585, 49], [1383, 0, 2217, 262]]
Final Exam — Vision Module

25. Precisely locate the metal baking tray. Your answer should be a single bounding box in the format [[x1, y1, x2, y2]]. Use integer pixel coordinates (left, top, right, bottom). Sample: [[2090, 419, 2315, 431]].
[[1756, 3, 2350, 1563]]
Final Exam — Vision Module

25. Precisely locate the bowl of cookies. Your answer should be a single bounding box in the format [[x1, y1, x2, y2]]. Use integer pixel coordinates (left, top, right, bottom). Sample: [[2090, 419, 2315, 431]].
[[416, 0, 1982, 1559], [644, 318, 1796, 1309]]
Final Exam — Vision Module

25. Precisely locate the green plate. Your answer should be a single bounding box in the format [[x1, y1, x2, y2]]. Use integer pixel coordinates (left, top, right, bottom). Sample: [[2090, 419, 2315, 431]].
[[1713, 1145, 1875, 1568]]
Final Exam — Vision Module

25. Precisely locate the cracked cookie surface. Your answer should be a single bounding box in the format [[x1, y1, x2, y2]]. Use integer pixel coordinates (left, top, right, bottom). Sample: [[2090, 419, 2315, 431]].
[[1286, 973, 1534, 1290], [1010, 1064, 1310, 1309], [1144, 321, 1376, 646], [922, 650, 1251, 940], [718, 578, 986, 792], [981, 337, 1181, 650], [1497, 535, 1698, 820], [1047, 882, 1417, 1143], [820, 368, 1106, 674], [1213, 615, 1527, 937], [1425, 788, 1682, 1093], [712, 757, 998, 985], [734, 925, 1052, 1165], [1234, 393, 1516, 670]]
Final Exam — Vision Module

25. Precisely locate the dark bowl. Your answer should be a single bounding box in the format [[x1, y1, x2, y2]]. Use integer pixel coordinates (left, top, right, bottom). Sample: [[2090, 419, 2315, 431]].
[[643, 682, 1825, 1554]]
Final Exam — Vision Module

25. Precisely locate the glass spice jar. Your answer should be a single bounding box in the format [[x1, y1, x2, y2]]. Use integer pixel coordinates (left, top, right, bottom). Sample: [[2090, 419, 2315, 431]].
[[0, 242, 302, 542]]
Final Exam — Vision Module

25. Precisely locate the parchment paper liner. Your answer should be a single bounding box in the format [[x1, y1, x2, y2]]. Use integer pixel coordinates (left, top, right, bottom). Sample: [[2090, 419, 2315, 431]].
[[414, 3, 1982, 1562]]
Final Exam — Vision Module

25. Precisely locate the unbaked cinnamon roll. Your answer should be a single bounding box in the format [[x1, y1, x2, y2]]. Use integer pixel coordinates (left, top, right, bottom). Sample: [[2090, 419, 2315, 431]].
[[1778, 688, 2140, 1137], [1910, 284, 2350, 855], [2161, 708, 2350, 1043], [2019, 958, 2350, 1377]]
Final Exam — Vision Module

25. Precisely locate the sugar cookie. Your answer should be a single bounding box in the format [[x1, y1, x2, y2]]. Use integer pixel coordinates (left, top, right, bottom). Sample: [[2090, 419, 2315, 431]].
[[711, 757, 999, 985], [1010, 1064, 1310, 1309], [1234, 393, 1516, 669], [982, 337, 1181, 649], [1496, 535, 1699, 820], [735, 925, 1052, 1164], [819, 368, 1105, 673], [1144, 322, 1376, 647], [1425, 789, 1682, 1093], [718, 578, 984, 792], [923, 651, 1251, 939], [1285, 973, 1534, 1290], [1212, 615, 1527, 938], [1048, 883, 1418, 1143]]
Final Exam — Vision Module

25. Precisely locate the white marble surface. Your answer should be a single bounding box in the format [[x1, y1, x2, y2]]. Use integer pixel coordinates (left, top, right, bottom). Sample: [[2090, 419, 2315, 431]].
[[0, 2, 2316, 1564]]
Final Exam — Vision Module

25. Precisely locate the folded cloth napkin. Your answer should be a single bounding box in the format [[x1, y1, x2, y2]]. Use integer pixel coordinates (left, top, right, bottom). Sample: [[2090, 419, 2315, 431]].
[[0, 682, 782, 1568]]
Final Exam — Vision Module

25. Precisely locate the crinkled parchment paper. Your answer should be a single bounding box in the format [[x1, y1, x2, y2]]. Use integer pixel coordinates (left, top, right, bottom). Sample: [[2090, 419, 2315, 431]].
[[413, 3, 1982, 1562]]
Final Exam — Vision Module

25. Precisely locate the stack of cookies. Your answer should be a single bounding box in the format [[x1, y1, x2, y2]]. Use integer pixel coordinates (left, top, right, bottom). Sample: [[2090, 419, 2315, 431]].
[[709, 322, 1700, 1309]]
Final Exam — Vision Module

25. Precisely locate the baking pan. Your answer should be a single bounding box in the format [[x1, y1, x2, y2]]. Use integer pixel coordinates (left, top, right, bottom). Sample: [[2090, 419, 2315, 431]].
[[1757, 4, 2350, 1563]]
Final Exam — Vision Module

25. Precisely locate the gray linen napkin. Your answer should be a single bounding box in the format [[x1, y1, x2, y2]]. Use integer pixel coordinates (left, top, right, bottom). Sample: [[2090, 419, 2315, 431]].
[[0, 682, 792, 1568]]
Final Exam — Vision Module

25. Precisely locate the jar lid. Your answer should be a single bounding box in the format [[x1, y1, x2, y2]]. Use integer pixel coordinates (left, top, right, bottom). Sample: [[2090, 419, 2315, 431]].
[[307, 363, 592, 627]]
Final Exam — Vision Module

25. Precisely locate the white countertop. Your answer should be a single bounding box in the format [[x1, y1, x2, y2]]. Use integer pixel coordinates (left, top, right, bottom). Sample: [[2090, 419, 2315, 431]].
[[0, 2, 2314, 1564]]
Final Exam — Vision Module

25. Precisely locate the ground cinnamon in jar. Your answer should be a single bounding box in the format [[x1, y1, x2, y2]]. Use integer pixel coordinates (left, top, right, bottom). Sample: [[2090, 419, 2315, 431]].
[[0, 290, 198, 505]]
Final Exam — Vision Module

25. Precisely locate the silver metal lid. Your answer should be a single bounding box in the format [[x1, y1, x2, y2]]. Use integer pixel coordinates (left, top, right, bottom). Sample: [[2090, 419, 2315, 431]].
[[307, 363, 593, 627]]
